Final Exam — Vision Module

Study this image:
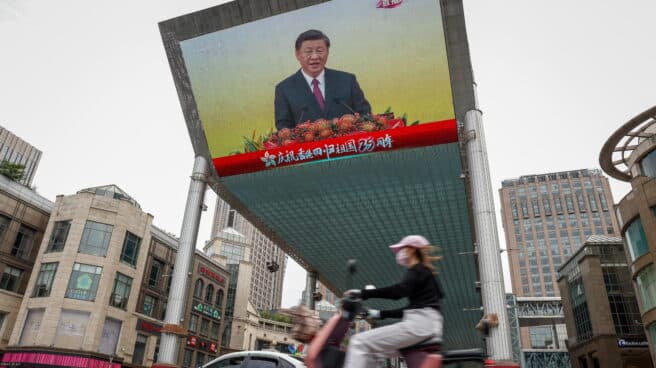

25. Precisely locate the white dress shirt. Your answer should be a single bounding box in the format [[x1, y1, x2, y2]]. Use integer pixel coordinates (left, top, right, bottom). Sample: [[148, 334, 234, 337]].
[[301, 69, 325, 98]]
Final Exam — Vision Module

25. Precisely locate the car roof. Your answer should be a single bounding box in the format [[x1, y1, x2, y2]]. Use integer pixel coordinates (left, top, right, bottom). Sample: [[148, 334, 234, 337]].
[[204, 350, 305, 367]]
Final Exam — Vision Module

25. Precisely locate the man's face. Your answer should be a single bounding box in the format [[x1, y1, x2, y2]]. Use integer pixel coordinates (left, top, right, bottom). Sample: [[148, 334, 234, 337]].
[[295, 39, 329, 78]]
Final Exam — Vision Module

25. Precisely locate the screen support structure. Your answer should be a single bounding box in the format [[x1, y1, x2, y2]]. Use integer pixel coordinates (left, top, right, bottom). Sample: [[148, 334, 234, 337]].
[[305, 271, 317, 310], [463, 102, 514, 362], [154, 155, 208, 368]]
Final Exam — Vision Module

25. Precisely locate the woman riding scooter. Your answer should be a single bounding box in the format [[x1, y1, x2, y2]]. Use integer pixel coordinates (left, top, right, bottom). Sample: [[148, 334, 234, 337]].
[[343, 235, 444, 368]]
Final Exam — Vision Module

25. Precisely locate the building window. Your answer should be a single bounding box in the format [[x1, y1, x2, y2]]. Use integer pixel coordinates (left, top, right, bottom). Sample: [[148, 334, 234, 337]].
[[531, 199, 540, 217], [216, 289, 224, 306], [510, 199, 518, 220], [148, 259, 164, 288], [569, 276, 593, 341], [608, 295, 643, 336], [55, 310, 90, 350], [0, 265, 22, 292], [109, 273, 133, 310], [11, 225, 35, 259], [588, 192, 598, 212], [0, 215, 10, 241], [211, 321, 220, 340], [142, 295, 156, 316], [65, 263, 102, 301], [650, 324, 656, 358], [576, 191, 586, 212], [78, 221, 113, 256], [565, 195, 575, 213], [194, 279, 204, 300], [46, 220, 71, 252], [189, 314, 198, 332], [529, 326, 554, 349], [637, 264, 656, 312], [132, 334, 148, 365], [32, 262, 58, 297], [196, 352, 206, 367], [206, 284, 214, 304], [19, 308, 45, 346], [99, 318, 122, 356], [161, 302, 167, 320], [120, 232, 141, 266], [641, 149, 656, 178], [200, 318, 210, 336], [520, 199, 529, 218], [227, 209, 236, 227], [625, 217, 649, 261], [183, 349, 193, 368], [0, 312, 5, 335]]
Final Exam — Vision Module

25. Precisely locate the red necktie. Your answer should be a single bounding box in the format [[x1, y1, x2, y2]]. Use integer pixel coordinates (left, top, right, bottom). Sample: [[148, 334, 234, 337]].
[[312, 78, 325, 111]]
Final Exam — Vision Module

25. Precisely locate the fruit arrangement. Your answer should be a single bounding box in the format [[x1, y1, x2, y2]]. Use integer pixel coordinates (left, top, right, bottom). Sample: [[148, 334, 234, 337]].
[[235, 110, 416, 153]]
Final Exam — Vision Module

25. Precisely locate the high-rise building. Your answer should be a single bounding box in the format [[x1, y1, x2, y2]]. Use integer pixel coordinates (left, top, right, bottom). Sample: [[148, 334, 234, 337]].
[[205, 197, 287, 349], [0, 126, 42, 187], [208, 197, 286, 311], [557, 236, 651, 368], [499, 168, 621, 363]]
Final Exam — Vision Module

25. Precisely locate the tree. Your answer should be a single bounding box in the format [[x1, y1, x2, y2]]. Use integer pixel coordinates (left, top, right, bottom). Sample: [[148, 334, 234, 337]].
[[0, 161, 25, 182]]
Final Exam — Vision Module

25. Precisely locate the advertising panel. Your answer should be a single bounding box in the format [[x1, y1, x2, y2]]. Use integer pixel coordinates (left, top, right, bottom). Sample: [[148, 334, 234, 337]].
[[171, 0, 456, 176]]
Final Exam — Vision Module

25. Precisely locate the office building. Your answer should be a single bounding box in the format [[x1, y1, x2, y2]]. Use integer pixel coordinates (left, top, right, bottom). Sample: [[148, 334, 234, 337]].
[[558, 236, 651, 367], [600, 105, 656, 362], [499, 169, 620, 364]]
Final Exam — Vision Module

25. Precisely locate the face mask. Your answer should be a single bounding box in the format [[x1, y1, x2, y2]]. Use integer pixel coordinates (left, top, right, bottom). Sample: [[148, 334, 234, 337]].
[[395, 248, 410, 267]]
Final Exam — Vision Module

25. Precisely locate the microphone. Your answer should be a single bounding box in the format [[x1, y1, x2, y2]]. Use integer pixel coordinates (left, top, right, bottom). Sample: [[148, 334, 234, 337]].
[[297, 106, 308, 126], [333, 98, 357, 115]]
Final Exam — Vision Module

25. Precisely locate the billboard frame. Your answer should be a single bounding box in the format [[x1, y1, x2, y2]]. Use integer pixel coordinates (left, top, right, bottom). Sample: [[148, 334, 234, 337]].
[[158, 0, 513, 363], [158, 0, 477, 273]]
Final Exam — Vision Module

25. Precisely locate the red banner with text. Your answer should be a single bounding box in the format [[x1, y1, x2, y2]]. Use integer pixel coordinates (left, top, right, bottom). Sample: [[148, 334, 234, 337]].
[[213, 119, 458, 177]]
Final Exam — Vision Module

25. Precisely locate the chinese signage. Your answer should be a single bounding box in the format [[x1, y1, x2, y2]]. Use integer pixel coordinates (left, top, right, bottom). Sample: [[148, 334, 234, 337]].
[[200, 266, 226, 285], [194, 303, 221, 320], [136, 319, 162, 335], [187, 335, 218, 353]]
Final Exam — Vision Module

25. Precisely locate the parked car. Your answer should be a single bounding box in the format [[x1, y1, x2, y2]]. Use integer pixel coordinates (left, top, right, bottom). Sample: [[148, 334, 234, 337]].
[[203, 350, 305, 368]]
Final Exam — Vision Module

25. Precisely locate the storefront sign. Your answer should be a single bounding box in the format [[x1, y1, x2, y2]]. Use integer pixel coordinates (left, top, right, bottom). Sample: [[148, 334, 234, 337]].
[[136, 319, 162, 335], [194, 302, 221, 320], [186, 336, 218, 353], [618, 338, 649, 348], [200, 266, 226, 285]]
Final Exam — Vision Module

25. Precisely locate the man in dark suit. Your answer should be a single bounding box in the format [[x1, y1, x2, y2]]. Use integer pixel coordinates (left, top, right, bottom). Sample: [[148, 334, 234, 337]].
[[275, 30, 371, 130]]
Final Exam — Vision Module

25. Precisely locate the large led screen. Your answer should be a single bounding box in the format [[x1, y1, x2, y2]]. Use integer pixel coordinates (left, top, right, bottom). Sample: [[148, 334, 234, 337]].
[[173, 0, 456, 176]]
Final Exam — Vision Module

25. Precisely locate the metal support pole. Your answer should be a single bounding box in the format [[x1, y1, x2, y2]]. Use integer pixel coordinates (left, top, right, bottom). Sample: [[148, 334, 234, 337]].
[[155, 156, 208, 367], [305, 271, 317, 310], [463, 108, 514, 362]]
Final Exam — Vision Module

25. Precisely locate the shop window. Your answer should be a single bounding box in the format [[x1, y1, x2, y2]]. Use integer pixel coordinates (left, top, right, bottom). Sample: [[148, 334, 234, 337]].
[[132, 334, 148, 365], [65, 263, 102, 301]]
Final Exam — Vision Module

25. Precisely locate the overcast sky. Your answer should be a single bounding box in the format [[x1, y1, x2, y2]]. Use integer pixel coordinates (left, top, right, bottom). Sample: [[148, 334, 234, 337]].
[[1, 1, 653, 308]]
